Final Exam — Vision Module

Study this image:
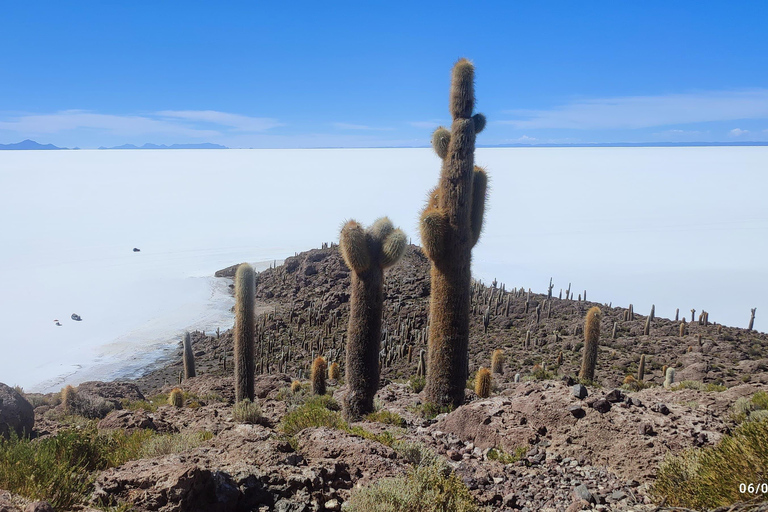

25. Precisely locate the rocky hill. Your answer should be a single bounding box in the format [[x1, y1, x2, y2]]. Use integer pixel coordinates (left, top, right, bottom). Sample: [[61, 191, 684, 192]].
[[2, 243, 768, 511]]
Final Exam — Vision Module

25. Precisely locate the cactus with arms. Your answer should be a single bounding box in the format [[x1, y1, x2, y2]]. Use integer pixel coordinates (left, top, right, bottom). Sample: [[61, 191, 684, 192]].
[[340, 217, 406, 419], [421, 58, 488, 408]]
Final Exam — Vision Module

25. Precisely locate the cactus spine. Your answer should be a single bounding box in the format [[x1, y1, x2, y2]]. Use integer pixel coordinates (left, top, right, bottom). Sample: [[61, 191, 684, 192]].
[[579, 307, 602, 382], [637, 354, 646, 381], [421, 59, 488, 409], [311, 356, 327, 395], [491, 349, 504, 374], [340, 217, 406, 419], [474, 368, 491, 398], [183, 331, 196, 380], [234, 263, 256, 402]]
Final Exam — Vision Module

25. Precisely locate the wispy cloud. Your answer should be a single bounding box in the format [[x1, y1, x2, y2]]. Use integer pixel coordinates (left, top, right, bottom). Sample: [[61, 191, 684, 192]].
[[499, 89, 768, 130], [331, 122, 394, 131], [156, 110, 282, 131], [0, 109, 282, 139], [409, 120, 447, 130], [730, 128, 750, 137]]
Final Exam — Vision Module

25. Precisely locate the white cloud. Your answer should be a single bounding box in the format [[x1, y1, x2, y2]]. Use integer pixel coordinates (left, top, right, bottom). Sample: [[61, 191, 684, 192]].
[[409, 120, 447, 129], [332, 122, 393, 131], [499, 89, 768, 130], [730, 128, 750, 137], [156, 110, 282, 131], [0, 109, 282, 140]]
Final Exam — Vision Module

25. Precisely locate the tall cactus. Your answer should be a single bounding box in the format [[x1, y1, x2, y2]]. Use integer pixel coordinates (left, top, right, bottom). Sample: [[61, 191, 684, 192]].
[[183, 331, 196, 380], [579, 306, 602, 382], [234, 263, 256, 402], [421, 59, 488, 408], [340, 217, 406, 419]]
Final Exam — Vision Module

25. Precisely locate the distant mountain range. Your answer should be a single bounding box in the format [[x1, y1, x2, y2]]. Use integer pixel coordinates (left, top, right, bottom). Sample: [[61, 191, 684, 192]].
[[0, 139, 64, 150], [1, 139, 767, 150], [98, 143, 228, 150]]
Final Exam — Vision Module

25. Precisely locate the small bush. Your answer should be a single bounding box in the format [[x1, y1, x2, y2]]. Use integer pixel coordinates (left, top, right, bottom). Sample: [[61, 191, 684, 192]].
[[280, 399, 345, 436], [392, 441, 438, 467], [233, 399, 262, 424], [366, 410, 406, 428], [672, 381, 727, 392], [652, 417, 768, 508], [139, 431, 213, 458], [487, 446, 527, 464], [409, 403, 453, 420], [409, 375, 426, 393], [733, 391, 768, 423], [345, 457, 480, 511]]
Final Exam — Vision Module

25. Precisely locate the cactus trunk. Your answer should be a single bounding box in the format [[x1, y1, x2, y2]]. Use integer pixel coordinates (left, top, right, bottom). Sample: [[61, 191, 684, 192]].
[[183, 331, 196, 380], [234, 264, 256, 402]]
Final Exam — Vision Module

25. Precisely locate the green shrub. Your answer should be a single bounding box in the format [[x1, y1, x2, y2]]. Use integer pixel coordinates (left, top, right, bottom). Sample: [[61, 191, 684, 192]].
[[409, 403, 454, 420], [366, 410, 406, 428], [392, 441, 437, 467], [672, 381, 727, 392], [409, 375, 426, 393], [280, 399, 346, 436], [345, 457, 480, 511], [733, 391, 768, 423], [232, 399, 262, 424], [487, 446, 527, 464], [138, 431, 213, 458], [651, 417, 768, 508]]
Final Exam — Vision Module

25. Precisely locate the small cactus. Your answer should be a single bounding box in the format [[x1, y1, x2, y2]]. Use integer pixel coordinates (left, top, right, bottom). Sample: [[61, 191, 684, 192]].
[[679, 320, 686, 337], [664, 367, 676, 389], [61, 385, 78, 412], [556, 351, 564, 366], [183, 331, 196, 380], [579, 307, 602, 382], [311, 356, 327, 395], [637, 354, 646, 381], [328, 362, 341, 380], [168, 388, 184, 407], [491, 349, 504, 374], [513, 373, 521, 383], [474, 368, 491, 398], [643, 316, 651, 336]]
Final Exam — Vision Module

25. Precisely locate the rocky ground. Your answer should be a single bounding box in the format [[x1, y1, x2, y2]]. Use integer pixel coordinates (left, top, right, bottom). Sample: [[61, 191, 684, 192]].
[[2, 243, 768, 511]]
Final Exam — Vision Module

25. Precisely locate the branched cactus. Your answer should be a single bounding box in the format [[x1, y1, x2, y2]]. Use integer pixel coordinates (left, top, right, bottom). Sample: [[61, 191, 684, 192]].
[[311, 356, 327, 396], [474, 368, 491, 398], [491, 349, 504, 374], [421, 59, 488, 409], [183, 331, 196, 380], [168, 388, 184, 408], [234, 263, 256, 402], [579, 307, 602, 382], [340, 217, 406, 419]]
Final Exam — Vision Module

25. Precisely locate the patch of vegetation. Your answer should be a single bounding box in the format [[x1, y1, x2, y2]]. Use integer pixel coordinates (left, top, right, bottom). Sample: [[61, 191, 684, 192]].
[[232, 399, 262, 424], [409, 375, 426, 393], [280, 399, 346, 437], [408, 403, 454, 420], [0, 424, 213, 510], [345, 449, 480, 511], [733, 391, 768, 423], [651, 417, 768, 509], [487, 446, 527, 464], [366, 410, 407, 428], [671, 381, 727, 392]]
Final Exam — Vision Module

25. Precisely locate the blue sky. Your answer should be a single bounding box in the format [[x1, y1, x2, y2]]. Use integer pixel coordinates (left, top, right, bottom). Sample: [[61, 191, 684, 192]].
[[1, 1, 767, 148]]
